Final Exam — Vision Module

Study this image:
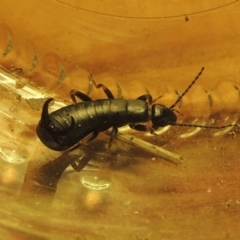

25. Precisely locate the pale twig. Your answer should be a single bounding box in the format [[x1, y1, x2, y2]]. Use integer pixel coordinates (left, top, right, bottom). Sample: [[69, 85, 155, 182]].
[[106, 132, 183, 165]]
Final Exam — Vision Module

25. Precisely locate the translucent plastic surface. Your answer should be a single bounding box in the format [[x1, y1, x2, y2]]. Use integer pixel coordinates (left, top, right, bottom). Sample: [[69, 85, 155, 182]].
[[0, 1, 240, 239]]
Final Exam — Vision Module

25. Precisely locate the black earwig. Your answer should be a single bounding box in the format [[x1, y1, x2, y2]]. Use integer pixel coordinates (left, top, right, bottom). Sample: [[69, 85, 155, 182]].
[[36, 68, 239, 171]]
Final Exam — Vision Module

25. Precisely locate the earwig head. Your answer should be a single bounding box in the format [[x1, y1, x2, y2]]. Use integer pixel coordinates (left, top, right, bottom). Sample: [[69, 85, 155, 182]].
[[151, 104, 177, 129], [36, 98, 75, 151]]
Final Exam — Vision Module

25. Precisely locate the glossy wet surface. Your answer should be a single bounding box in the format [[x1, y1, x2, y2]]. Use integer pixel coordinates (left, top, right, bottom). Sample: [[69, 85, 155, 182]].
[[1, 1, 240, 238], [1, 130, 240, 239]]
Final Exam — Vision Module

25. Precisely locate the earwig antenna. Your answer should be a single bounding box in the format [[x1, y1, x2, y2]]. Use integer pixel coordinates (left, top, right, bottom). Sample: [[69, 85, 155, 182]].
[[167, 121, 239, 129], [169, 67, 205, 109]]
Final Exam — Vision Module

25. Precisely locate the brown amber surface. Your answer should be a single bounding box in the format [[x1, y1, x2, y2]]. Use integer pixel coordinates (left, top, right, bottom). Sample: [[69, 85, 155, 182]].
[[0, 1, 240, 239]]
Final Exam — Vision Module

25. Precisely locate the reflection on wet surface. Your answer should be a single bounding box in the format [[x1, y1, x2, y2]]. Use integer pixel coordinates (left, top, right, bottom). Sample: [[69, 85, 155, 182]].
[[0, 128, 239, 239], [1, 4, 240, 236], [0, 68, 240, 238]]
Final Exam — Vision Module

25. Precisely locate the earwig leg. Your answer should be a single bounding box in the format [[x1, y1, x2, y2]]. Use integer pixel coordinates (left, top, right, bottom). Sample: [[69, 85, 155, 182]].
[[137, 94, 153, 105], [67, 131, 99, 152], [71, 157, 92, 172], [66, 131, 99, 172], [84, 131, 99, 143], [152, 95, 163, 104], [129, 123, 155, 134], [108, 126, 118, 150], [90, 74, 114, 99], [70, 89, 92, 103]]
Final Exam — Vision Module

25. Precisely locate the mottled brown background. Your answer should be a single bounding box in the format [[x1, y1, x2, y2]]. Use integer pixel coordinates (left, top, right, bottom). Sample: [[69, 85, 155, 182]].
[[0, 1, 240, 239]]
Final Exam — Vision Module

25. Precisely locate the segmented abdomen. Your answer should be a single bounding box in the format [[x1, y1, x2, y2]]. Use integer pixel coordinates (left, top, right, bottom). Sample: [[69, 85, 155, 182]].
[[49, 99, 149, 141]]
